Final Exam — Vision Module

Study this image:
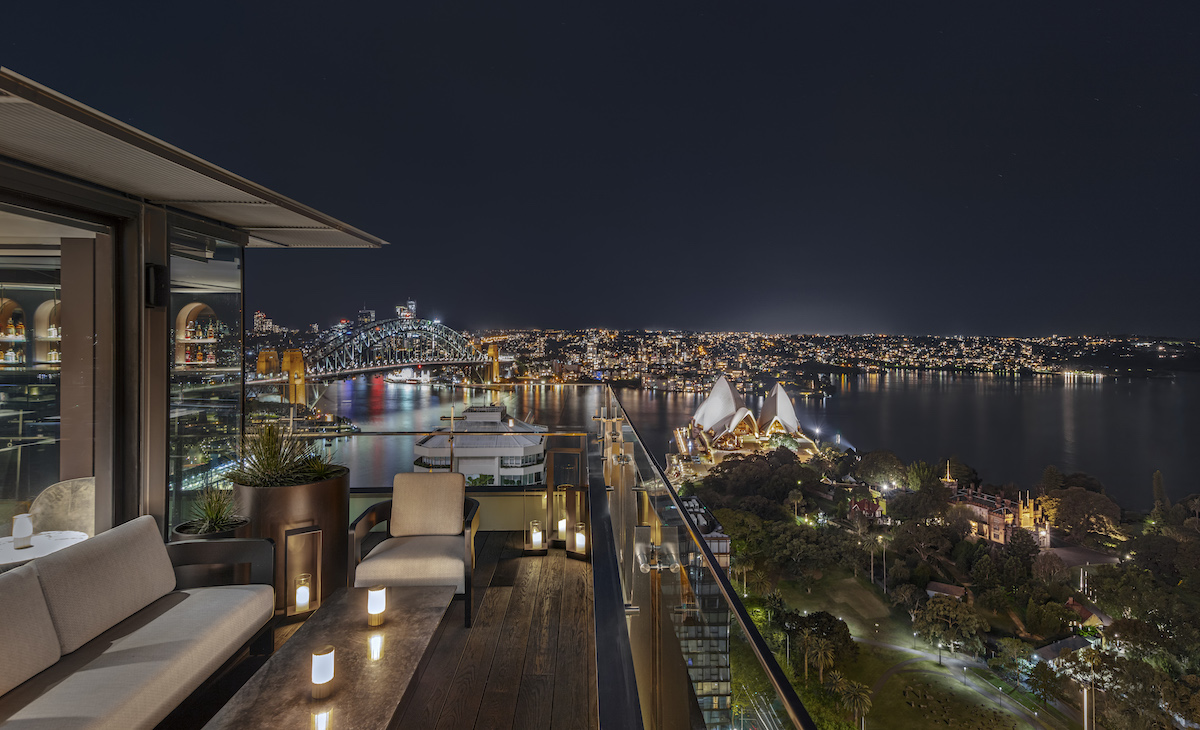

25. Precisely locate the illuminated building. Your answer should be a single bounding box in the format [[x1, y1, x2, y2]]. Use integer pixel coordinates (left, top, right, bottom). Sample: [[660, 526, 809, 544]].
[[413, 405, 546, 487]]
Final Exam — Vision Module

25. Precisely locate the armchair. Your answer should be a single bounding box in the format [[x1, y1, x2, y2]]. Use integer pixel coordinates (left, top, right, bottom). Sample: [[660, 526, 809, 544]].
[[350, 473, 480, 626]]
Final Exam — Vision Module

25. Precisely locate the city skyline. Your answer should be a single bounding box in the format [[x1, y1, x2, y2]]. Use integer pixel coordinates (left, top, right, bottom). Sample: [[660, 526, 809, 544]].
[[5, 3, 1198, 337]]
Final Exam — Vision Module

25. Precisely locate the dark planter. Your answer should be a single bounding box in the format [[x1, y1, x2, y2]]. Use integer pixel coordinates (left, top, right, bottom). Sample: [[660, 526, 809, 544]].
[[169, 517, 250, 542], [235, 473, 349, 612]]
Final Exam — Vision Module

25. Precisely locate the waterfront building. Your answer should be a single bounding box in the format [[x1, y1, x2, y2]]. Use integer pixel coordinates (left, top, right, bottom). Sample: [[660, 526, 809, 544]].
[[413, 404, 547, 486], [690, 374, 759, 448], [951, 483, 1051, 548]]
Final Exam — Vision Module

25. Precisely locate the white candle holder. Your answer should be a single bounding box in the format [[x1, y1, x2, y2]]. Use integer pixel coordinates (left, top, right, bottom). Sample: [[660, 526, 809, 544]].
[[311, 645, 335, 699], [367, 586, 386, 627], [12, 514, 32, 550]]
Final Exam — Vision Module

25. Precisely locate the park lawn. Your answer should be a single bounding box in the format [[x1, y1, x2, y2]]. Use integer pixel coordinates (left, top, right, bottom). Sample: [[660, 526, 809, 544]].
[[777, 571, 916, 648], [969, 668, 1080, 730], [841, 644, 911, 687], [869, 660, 1025, 730]]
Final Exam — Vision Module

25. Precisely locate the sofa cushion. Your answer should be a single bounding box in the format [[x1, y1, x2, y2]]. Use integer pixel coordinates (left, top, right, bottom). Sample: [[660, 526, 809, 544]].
[[0, 564, 61, 696], [390, 472, 465, 537], [0, 584, 273, 730], [354, 535, 467, 592], [34, 514, 176, 654]]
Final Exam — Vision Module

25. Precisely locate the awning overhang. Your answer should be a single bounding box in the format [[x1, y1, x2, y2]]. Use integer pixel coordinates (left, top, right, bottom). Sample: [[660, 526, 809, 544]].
[[0, 68, 386, 249]]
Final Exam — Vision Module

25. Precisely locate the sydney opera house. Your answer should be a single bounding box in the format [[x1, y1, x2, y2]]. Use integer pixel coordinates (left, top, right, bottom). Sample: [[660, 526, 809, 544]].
[[685, 376, 815, 457]]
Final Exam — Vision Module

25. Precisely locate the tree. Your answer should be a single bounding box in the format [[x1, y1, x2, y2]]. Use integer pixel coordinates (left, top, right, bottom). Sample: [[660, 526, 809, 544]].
[[824, 669, 847, 696], [1042, 487, 1122, 542], [913, 595, 990, 653], [970, 554, 997, 589], [854, 450, 906, 488], [893, 522, 950, 563], [763, 590, 786, 625], [797, 610, 857, 661], [890, 583, 925, 621], [1153, 470, 1169, 509], [994, 638, 1032, 685], [944, 504, 975, 542], [1032, 551, 1067, 583], [1002, 555, 1027, 588], [810, 637, 835, 684], [798, 627, 814, 682], [906, 460, 936, 491], [1038, 465, 1065, 494], [1027, 661, 1059, 706], [840, 680, 872, 726], [1003, 527, 1041, 572], [785, 488, 806, 520]]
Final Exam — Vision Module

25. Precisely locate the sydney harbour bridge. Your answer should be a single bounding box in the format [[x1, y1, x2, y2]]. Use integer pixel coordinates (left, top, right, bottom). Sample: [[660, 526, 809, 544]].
[[250, 317, 499, 385]]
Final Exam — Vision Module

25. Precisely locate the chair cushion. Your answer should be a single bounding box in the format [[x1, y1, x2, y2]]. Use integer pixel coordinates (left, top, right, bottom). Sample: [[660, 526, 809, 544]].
[[0, 585, 273, 730], [0, 564, 61, 695], [355, 535, 467, 592], [390, 472, 465, 537], [34, 514, 177, 654]]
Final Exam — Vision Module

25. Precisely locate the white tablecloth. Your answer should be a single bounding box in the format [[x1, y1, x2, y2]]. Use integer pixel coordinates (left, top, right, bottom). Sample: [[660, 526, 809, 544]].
[[0, 530, 88, 569]]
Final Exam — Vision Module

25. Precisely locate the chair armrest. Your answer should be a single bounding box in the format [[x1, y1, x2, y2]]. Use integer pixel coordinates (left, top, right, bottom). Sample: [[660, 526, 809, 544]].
[[166, 538, 274, 586], [351, 500, 392, 567], [464, 497, 480, 533], [464, 497, 480, 573]]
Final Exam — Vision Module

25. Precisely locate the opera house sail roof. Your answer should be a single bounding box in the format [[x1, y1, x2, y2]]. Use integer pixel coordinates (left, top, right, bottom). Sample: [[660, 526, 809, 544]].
[[759, 382, 801, 435], [691, 374, 758, 439]]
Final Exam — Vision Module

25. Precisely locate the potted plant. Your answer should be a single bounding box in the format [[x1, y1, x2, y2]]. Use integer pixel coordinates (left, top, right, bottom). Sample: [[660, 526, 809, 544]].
[[171, 486, 248, 540], [228, 423, 350, 611]]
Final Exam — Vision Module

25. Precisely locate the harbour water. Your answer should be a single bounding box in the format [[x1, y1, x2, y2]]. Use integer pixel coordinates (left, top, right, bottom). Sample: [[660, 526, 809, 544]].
[[317, 373, 1200, 511]]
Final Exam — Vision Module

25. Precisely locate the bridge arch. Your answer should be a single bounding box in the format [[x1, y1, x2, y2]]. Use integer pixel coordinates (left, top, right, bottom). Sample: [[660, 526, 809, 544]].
[[304, 318, 488, 375]]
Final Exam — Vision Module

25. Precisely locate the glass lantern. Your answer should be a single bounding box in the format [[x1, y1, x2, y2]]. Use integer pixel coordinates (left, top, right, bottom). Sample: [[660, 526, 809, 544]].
[[566, 484, 590, 561]]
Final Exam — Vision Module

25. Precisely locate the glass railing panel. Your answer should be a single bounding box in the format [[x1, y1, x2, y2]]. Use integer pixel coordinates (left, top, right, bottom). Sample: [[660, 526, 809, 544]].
[[605, 389, 815, 730]]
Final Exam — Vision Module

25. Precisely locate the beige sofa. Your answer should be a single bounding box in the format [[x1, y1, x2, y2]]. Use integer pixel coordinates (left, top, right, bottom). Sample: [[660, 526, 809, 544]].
[[0, 515, 274, 730]]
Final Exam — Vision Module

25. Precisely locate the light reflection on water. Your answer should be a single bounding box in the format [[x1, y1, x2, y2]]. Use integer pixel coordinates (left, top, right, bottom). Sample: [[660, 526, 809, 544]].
[[318, 374, 1197, 511]]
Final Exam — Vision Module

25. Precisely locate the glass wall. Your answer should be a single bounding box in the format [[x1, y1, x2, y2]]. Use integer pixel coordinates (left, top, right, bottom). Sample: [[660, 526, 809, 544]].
[[0, 206, 108, 539], [166, 236, 243, 530]]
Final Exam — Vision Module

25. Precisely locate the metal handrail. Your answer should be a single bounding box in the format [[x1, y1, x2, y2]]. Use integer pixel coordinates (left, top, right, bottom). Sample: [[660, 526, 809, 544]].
[[611, 389, 818, 730], [589, 477, 645, 730]]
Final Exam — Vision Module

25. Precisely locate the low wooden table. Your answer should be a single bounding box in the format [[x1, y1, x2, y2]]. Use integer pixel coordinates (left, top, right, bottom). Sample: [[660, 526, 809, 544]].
[[204, 585, 454, 730]]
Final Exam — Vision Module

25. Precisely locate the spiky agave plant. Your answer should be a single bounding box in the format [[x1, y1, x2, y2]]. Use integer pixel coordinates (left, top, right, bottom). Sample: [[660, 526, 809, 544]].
[[227, 423, 346, 487], [189, 487, 242, 534]]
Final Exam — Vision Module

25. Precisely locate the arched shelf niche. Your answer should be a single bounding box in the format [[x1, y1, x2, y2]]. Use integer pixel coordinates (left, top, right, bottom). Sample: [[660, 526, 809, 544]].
[[33, 299, 62, 364], [174, 302, 220, 366], [0, 297, 28, 365]]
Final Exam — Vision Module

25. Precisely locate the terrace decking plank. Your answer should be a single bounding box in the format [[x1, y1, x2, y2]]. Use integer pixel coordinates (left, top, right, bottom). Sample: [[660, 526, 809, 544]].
[[523, 547, 565, 675], [586, 556, 599, 730], [475, 549, 544, 729], [434, 586, 513, 730], [512, 674, 554, 730], [550, 555, 593, 730], [393, 531, 504, 728]]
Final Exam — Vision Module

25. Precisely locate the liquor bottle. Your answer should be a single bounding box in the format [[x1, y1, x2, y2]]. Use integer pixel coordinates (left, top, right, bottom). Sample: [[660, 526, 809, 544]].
[[207, 347, 217, 364], [207, 322, 216, 339], [184, 346, 192, 363], [47, 324, 57, 338], [186, 320, 196, 340], [6, 319, 14, 336], [4, 347, 14, 363], [48, 347, 59, 363], [16, 321, 24, 338]]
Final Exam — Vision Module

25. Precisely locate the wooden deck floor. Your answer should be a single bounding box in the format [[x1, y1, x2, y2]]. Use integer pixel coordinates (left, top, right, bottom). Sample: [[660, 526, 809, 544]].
[[159, 531, 596, 730], [395, 530, 599, 730]]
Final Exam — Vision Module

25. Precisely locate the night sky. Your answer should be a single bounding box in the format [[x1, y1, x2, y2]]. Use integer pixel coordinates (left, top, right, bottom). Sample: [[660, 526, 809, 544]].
[[6, 3, 1199, 335]]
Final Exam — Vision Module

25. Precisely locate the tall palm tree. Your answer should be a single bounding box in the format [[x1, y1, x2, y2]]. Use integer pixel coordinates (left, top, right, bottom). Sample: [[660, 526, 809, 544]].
[[799, 628, 814, 682], [841, 680, 872, 726], [811, 637, 835, 684], [825, 669, 848, 696]]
